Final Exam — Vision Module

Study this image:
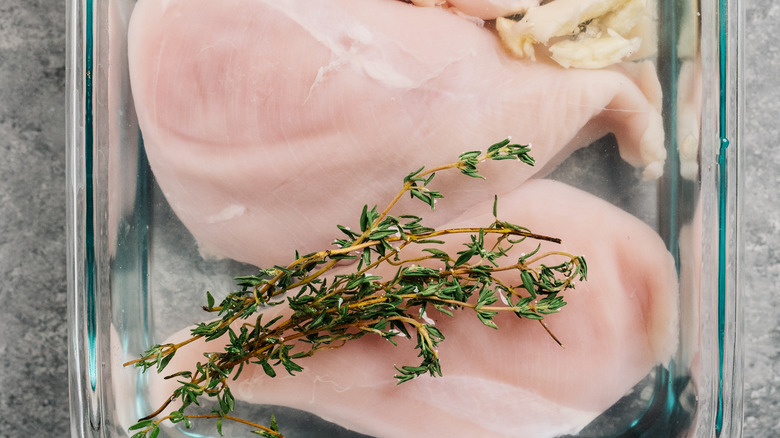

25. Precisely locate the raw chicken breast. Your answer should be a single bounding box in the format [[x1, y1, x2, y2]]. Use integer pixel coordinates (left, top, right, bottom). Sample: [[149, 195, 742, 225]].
[[127, 0, 665, 268], [145, 179, 678, 438]]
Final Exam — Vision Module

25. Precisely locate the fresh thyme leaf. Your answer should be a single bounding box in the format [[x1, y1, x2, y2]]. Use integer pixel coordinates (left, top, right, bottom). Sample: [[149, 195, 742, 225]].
[[125, 139, 587, 438], [403, 165, 426, 183], [521, 270, 537, 298], [129, 420, 154, 430], [477, 309, 500, 329], [164, 370, 192, 380]]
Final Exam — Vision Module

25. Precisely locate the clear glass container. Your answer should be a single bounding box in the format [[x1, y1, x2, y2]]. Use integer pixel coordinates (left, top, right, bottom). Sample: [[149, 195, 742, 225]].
[[66, 0, 743, 437]]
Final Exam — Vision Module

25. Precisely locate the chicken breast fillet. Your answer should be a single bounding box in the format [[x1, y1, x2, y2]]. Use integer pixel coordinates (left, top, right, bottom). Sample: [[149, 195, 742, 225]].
[[140, 179, 678, 438], [127, 0, 666, 268]]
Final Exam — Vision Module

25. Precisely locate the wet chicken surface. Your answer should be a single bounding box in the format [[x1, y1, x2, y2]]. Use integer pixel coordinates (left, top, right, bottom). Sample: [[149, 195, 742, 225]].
[[126, 0, 677, 436]]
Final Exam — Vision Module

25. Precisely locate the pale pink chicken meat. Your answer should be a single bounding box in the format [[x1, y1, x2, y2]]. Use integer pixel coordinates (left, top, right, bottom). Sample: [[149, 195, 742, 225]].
[[145, 179, 679, 438], [409, 0, 541, 19], [127, 0, 666, 269], [126, 0, 677, 435]]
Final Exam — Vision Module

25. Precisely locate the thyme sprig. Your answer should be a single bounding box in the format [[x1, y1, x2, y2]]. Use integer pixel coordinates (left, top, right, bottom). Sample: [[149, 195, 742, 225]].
[[125, 139, 587, 438]]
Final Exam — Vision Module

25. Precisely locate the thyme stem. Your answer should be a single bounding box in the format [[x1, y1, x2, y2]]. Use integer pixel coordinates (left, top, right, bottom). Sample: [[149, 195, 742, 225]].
[[126, 140, 586, 438]]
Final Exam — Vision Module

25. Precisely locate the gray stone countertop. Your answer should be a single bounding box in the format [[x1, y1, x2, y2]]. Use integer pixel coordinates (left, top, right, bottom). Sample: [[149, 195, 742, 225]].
[[0, 0, 777, 436]]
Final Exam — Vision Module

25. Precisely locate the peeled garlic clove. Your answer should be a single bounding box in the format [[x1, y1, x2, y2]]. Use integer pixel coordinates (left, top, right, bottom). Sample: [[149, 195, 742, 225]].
[[496, 0, 655, 68], [550, 28, 642, 69], [600, 0, 647, 35], [496, 15, 539, 59], [500, 0, 632, 46], [604, 0, 658, 60]]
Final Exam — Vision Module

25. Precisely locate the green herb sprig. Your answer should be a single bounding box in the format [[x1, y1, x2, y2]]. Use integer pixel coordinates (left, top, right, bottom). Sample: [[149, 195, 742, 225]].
[[124, 139, 587, 438]]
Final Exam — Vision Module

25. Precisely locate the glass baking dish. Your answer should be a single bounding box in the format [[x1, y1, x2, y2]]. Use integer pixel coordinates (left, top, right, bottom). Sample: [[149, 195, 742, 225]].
[[66, 0, 743, 437]]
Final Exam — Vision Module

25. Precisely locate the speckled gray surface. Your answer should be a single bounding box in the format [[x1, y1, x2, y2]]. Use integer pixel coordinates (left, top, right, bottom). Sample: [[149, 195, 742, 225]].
[[0, 0, 776, 437], [0, 0, 69, 436], [740, 1, 780, 435]]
